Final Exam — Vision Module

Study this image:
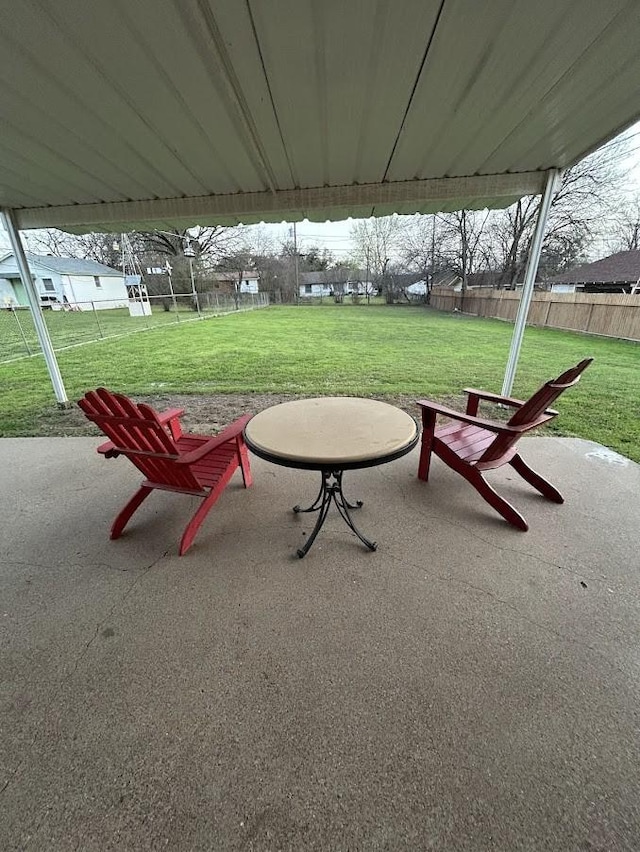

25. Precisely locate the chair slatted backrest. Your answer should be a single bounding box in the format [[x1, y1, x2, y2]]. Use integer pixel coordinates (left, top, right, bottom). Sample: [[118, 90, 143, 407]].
[[477, 359, 593, 466], [78, 388, 203, 491]]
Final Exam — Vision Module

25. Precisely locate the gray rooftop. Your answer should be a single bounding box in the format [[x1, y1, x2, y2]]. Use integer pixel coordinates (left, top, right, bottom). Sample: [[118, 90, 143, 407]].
[[548, 250, 640, 284], [0, 251, 122, 277], [27, 253, 122, 277], [2, 434, 639, 850]]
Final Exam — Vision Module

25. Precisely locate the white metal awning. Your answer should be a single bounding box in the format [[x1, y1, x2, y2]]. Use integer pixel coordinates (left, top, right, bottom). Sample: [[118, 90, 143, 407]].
[[2, 0, 640, 234]]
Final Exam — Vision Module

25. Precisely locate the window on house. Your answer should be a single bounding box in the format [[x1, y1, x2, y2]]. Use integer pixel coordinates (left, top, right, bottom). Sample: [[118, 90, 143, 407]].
[[42, 278, 55, 291], [94, 276, 102, 288], [305, 284, 312, 293]]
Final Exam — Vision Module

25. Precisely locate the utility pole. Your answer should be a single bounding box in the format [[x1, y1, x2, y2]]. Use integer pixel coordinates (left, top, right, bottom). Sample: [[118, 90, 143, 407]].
[[365, 247, 371, 305], [430, 214, 436, 301], [183, 239, 201, 317], [293, 223, 300, 305], [165, 260, 180, 320]]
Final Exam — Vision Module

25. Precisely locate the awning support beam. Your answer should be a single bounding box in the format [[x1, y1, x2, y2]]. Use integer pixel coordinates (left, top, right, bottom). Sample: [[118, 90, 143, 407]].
[[1, 208, 70, 408], [501, 169, 562, 397], [13, 171, 548, 233]]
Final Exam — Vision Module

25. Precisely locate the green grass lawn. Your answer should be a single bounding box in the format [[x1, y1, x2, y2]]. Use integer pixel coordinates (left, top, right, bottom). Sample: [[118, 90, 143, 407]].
[[1, 304, 638, 461]]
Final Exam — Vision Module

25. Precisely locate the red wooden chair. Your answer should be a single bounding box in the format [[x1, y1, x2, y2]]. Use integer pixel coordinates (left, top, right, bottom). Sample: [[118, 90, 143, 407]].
[[78, 388, 253, 555], [416, 359, 593, 530]]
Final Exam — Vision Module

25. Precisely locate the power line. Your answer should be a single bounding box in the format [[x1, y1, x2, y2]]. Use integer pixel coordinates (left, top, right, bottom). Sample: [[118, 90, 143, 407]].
[[580, 141, 640, 172], [597, 129, 640, 151], [295, 233, 355, 240]]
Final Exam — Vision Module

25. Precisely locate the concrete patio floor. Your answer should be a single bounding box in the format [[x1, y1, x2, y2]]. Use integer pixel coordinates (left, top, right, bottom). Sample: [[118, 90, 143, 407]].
[[1, 435, 639, 851]]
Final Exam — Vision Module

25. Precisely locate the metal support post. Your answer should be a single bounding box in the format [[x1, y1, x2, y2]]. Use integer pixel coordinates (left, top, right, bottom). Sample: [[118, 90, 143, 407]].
[[188, 257, 201, 317], [12, 309, 32, 356], [167, 272, 180, 321], [92, 301, 104, 338], [293, 223, 300, 305], [501, 169, 562, 397], [1, 208, 70, 406]]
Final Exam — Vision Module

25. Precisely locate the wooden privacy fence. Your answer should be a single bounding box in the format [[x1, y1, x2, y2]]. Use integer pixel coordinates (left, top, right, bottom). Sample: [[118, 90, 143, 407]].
[[430, 287, 640, 342]]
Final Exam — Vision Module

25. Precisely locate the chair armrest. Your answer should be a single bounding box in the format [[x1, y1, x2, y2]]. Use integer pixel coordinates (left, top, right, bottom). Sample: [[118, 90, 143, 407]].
[[157, 407, 184, 424], [417, 399, 557, 434], [97, 439, 119, 458], [463, 388, 559, 417], [96, 441, 179, 460], [176, 413, 253, 465], [157, 407, 185, 440], [416, 399, 521, 434], [463, 388, 526, 408]]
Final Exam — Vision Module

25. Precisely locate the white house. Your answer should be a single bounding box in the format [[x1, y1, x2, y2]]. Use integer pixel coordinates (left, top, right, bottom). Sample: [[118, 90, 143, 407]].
[[345, 281, 377, 296], [299, 272, 332, 298], [547, 282, 579, 294], [0, 252, 128, 310], [404, 280, 428, 300], [240, 273, 260, 294], [209, 271, 260, 293], [298, 271, 376, 299]]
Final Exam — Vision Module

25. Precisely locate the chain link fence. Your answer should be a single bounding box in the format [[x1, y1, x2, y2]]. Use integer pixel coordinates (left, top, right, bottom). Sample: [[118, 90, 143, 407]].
[[0, 290, 269, 363]]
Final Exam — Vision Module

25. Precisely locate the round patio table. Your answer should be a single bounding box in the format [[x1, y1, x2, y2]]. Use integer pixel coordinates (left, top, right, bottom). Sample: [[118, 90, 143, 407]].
[[244, 397, 419, 557]]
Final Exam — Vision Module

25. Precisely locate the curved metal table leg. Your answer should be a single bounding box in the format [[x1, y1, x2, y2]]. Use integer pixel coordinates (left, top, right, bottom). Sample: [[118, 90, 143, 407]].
[[332, 473, 377, 552], [293, 474, 326, 513], [339, 469, 363, 511], [296, 470, 376, 557], [296, 480, 332, 558]]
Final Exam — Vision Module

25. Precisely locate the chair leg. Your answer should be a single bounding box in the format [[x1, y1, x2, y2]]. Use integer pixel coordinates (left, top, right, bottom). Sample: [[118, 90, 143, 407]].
[[510, 454, 564, 503], [237, 437, 253, 488], [179, 465, 237, 555], [418, 410, 436, 481], [466, 469, 529, 531], [111, 485, 153, 539]]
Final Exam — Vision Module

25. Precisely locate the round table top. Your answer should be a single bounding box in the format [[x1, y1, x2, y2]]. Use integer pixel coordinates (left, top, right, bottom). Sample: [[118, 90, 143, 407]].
[[244, 397, 419, 469]]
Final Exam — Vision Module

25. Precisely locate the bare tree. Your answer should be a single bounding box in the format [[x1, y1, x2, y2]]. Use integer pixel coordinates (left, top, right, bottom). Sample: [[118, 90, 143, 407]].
[[350, 216, 404, 302], [26, 229, 122, 268], [397, 214, 451, 299], [438, 209, 492, 308], [326, 265, 352, 303], [133, 225, 240, 262], [487, 139, 631, 285], [393, 136, 634, 297], [605, 195, 640, 253], [214, 226, 279, 308]]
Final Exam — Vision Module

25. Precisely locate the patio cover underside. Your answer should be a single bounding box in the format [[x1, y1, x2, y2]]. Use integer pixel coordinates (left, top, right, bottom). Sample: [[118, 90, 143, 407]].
[[2, 0, 640, 233]]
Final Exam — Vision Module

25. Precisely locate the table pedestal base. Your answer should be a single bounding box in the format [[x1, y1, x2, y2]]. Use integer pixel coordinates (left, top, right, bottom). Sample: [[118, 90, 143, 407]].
[[293, 470, 377, 558]]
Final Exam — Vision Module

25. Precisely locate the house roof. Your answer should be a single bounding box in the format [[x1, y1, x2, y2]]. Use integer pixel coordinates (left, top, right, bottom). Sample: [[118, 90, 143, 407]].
[[547, 251, 640, 284], [465, 270, 506, 288], [0, 252, 122, 276], [388, 272, 426, 287], [2, 1, 640, 233], [210, 271, 259, 281], [300, 272, 328, 286], [300, 270, 366, 286]]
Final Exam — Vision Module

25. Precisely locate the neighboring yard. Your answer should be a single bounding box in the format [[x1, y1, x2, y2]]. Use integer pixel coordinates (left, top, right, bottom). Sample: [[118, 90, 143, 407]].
[[0, 297, 266, 361], [0, 304, 638, 462]]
